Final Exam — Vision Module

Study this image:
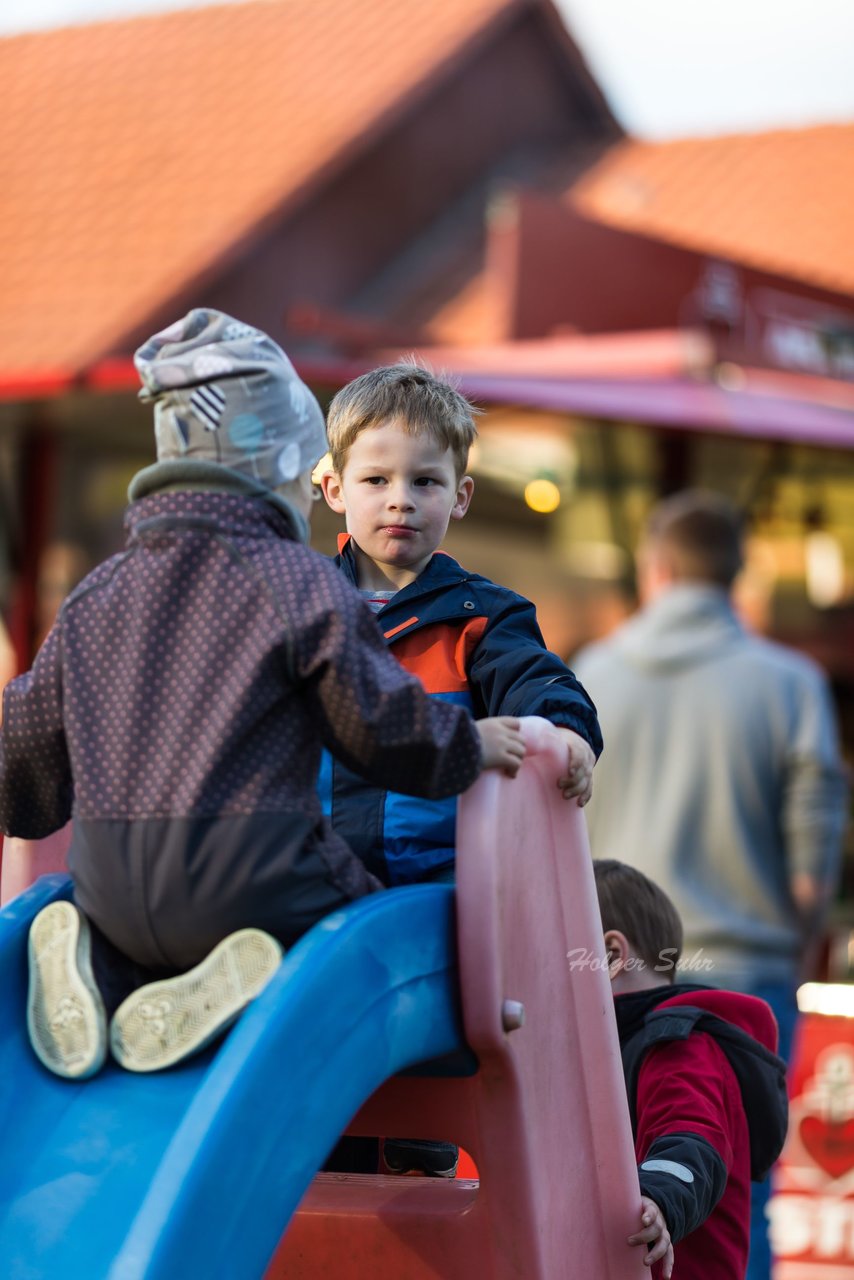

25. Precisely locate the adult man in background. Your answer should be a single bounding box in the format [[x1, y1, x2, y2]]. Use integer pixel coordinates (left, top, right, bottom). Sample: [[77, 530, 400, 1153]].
[[572, 489, 849, 1280]]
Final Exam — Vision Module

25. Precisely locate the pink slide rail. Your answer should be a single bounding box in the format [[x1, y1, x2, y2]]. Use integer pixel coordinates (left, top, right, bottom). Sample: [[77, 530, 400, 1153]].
[[0, 720, 646, 1277], [273, 717, 646, 1278]]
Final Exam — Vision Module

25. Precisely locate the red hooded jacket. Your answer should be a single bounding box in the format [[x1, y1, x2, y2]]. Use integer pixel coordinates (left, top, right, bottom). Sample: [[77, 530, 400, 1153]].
[[615, 984, 782, 1280]]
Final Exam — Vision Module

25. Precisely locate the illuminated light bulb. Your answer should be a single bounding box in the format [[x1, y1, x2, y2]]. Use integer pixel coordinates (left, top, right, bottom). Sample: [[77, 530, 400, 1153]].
[[524, 478, 561, 514]]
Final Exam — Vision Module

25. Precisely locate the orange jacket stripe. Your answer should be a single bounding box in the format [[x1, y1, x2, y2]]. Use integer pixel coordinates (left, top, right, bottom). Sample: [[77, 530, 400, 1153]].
[[383, 617, 419, 640]]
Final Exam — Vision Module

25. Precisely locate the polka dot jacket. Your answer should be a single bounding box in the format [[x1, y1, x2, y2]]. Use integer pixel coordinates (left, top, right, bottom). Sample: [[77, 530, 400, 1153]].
[[0, 490, 482, 961]]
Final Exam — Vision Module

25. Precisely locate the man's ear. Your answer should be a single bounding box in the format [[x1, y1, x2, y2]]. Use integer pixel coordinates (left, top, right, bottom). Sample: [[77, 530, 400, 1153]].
[[603, 928, 631, 982], [450, 475, 474, 521], [320, 470, 346, 514]]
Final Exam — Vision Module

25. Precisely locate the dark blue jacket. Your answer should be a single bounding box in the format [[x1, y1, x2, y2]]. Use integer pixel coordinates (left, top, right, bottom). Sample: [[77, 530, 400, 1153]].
[[319, 537, 602, 884]]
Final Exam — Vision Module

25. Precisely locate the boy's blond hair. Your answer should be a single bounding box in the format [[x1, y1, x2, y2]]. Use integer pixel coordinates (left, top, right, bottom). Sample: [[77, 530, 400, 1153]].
[[326, 362, 480, 477]]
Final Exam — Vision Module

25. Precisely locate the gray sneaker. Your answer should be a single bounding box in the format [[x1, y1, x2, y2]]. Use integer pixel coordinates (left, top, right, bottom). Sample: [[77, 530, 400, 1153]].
[[110, 929, 283, 1072], [27, 901, 108, 1080]]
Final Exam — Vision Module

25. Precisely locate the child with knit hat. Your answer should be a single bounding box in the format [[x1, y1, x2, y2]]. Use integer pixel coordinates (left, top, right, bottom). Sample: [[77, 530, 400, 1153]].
[[0, 309, 524, 1080]]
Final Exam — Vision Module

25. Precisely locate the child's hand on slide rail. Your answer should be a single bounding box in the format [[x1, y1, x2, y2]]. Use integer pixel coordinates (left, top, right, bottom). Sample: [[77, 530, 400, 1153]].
[[476, 717, 526, 776], [553, 728, 595, 806], [628, 1196, 674, 1277]]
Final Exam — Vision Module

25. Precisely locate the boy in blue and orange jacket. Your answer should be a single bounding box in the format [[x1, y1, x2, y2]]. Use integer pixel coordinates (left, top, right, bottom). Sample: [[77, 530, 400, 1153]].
[[319, 361, 603, 890], [319, 362, 603, 1177]]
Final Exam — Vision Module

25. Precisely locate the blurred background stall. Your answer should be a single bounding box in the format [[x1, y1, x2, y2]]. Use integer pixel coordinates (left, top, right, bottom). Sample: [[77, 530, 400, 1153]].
[[1, 4, 852, 1272]]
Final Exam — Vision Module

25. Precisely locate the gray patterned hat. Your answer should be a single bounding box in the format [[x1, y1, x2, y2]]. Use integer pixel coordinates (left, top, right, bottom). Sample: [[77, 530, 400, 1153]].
[[134, 309, 328, 489]]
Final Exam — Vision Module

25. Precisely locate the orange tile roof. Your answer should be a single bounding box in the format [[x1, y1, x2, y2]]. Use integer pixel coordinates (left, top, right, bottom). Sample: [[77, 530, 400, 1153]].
[[0, 0, 523, 377], [568, 125, 854, 299]]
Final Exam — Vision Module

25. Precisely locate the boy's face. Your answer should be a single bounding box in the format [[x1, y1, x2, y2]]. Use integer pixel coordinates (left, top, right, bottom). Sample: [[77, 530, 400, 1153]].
[[321, 418, 473, 590]]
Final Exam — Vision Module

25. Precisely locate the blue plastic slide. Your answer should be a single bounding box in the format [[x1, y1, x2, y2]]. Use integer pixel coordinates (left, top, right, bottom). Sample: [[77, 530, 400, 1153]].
[[0, 874, 466, 1279]]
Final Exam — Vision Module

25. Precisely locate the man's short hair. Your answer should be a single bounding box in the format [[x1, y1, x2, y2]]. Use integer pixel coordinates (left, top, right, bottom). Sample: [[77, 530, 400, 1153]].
[[645, 489, 745, 588], [593, 859, 683, 975], [326, 362, 479, 477]]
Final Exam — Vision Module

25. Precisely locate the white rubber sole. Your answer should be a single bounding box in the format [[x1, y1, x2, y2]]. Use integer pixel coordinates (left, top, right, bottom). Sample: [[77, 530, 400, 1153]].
[[110, 928, 283, 1072], [27, 901, 108, 1080]]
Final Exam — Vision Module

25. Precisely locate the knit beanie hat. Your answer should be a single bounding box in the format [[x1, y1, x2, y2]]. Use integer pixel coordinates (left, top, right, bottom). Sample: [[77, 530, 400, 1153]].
[[133, 309, 328, 490]]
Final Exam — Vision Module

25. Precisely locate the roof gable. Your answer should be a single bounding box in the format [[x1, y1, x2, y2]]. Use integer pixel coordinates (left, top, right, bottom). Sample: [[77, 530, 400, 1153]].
[[569, 125, 854, 298], [0, 0, 528, 376]]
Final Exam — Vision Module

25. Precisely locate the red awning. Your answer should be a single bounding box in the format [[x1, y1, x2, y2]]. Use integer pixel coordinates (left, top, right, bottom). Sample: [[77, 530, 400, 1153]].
[[397, 330, 854, 449], [450, 372, 854, 449], [2, 332, 852, 451]]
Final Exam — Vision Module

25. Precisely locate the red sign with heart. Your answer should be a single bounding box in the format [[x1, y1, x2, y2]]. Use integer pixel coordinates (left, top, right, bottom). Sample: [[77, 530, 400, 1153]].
[[769, 1011, 854, 1270], [798, 1113, 854, 1180]]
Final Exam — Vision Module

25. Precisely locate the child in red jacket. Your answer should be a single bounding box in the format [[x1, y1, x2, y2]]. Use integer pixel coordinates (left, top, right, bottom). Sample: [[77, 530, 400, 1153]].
[[594, 860, 788, 1280]]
